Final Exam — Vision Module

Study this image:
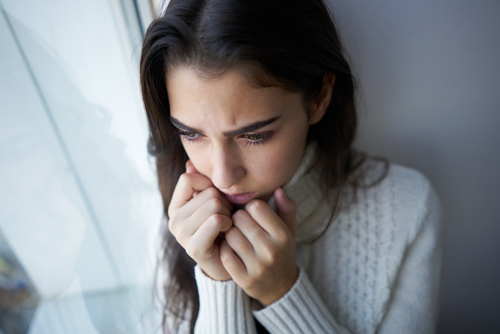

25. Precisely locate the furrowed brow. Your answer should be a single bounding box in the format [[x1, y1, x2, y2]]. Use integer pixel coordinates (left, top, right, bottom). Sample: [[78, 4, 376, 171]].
[[223, 117, 279, 136], [170, 117, 203, 134], [169, 116, 279, 136]]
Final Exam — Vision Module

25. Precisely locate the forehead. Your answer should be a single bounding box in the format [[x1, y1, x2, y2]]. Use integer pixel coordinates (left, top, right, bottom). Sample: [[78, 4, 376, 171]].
[[166, 66, 303, 129]]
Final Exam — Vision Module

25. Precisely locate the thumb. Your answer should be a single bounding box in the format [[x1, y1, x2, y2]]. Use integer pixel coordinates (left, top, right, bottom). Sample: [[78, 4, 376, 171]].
[[186, 160, 201, 197], [185, 160, 199, 174], [275, 188, 296, 238]]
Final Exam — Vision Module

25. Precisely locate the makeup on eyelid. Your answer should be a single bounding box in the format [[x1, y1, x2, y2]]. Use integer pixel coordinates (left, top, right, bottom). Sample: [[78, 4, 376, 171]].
[[176, 129, 273, 146]]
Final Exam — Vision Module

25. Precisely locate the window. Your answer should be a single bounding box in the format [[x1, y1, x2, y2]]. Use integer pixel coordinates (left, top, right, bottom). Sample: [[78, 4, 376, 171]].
[[0, 0, 163, 332]]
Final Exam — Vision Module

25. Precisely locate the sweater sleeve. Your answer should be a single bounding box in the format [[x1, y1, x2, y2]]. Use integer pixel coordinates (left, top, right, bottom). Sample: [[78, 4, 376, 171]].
[[194, 264, 257, 334], [253, 266, 352, 334]]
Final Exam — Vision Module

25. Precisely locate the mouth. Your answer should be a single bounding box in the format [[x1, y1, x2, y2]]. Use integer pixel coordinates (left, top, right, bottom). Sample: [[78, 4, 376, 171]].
[[221, 191, 257, 205]]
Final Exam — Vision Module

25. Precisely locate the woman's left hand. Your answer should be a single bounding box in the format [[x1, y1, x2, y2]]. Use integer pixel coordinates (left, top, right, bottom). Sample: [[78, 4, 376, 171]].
[[219, 187, 298, 307]]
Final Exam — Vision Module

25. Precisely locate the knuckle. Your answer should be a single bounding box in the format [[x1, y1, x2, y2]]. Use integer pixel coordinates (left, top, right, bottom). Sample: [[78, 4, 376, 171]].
[[262, 246, 278, 264], [275, 230, 289, 244], [168, 217, 178, 235], [219, 215, 233, 232], [245, 199, 267, 213], [178, 173, 191, 187], [187, 246, 200, 260], [208, 197, 224, 212], [175, 233, 186, 249], [169, 218, 190, 248], [220, 246, 231, 263], [246, 199, 265, 212], [205, 187, 220, 198], [167, 204, 177, 221], [208, 214, 224, 229], [220, 253, 230, 264], [249, 227, 262, 240], [186, 248, 203, 262], [186, 240, 208, 261], [254, 265, 265, 280]]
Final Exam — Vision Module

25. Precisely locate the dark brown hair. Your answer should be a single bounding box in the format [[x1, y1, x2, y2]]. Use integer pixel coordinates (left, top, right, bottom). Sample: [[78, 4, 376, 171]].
[[140, 0, 383, 332]]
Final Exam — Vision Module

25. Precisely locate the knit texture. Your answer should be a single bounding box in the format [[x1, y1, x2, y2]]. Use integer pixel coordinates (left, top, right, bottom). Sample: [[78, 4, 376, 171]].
[[194, 265, 255, 333], [166, 145, 443, 334]]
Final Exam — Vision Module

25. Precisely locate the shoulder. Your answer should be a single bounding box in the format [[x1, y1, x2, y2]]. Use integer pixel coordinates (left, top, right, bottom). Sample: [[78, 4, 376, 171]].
[[356, 158, 430, 192], [347, 159, 441, 242], [386, 163, 435, 206], [356, 158, 438, 207], [386, 163, 439, 219]]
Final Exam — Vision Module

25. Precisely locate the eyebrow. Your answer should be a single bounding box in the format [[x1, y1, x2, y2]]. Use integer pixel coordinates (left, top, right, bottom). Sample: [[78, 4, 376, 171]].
[[169, 116, 280, 136]]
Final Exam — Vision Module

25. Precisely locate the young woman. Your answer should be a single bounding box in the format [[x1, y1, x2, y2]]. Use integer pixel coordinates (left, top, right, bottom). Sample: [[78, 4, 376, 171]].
[[140, 0, 443, 333]]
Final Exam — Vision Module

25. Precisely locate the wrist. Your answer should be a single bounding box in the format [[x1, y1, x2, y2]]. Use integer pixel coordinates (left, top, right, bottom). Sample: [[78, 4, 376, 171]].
[[199, 265, 232, 281], [258, 266, 299, 307]]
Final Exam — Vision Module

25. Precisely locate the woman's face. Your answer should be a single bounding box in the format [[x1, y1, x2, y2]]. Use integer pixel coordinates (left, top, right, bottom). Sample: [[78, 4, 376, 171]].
[[167, 66, 321, 205]]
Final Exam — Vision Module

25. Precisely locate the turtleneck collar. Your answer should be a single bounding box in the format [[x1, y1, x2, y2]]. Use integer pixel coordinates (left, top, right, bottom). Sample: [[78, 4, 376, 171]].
[[280, 143, 333, 243]]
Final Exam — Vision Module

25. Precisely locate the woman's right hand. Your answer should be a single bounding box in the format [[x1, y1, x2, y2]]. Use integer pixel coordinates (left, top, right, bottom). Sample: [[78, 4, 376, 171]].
[[168, 160, 233, 281]]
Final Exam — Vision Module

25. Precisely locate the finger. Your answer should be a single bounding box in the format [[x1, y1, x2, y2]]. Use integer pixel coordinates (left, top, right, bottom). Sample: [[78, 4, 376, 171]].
[[183, 195, 232, 237], [220, 239, 247, 280], [185, 160, 202, 197], [169, 173, 214, 215], [244, 199, 285, 236], [225, 226, 255, 264], [185, 160, 198, 174], [274, 188, 296, 237], [232, 209, 267, 245], [170, 187, 232, 239], [190, 214, 233, 257], [180, 187, 232, 220]]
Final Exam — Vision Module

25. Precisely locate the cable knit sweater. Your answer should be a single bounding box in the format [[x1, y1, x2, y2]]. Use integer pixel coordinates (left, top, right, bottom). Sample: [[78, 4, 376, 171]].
[[166, 145, 443, 334]]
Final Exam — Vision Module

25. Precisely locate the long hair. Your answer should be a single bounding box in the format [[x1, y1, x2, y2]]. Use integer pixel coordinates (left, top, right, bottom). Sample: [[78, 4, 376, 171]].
[[140, 0, 382, 332]]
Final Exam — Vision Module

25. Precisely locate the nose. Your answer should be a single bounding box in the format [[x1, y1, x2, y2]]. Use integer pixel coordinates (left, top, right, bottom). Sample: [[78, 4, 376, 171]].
[[210, 144, 245, 190]]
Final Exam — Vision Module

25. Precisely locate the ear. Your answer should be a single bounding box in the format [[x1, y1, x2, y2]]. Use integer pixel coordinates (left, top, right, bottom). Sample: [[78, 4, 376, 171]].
[[308, 73, 335, 125]]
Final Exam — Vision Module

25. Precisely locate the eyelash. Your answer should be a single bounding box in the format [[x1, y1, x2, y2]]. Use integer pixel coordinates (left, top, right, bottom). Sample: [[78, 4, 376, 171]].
[[176, 131, 201, 142], [176, 130, 272, 146]]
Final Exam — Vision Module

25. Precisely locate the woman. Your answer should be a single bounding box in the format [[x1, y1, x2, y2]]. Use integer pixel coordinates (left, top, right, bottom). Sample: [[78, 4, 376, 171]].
[[140, 0, 443, 333]]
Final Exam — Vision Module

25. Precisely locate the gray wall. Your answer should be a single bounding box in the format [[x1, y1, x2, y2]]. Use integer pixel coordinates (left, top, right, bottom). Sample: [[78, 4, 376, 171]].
[[325, 0, 500, 332]]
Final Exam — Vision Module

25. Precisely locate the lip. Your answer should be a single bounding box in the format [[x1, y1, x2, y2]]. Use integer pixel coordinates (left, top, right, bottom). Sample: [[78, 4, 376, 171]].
[[222, 191, 257, 205]]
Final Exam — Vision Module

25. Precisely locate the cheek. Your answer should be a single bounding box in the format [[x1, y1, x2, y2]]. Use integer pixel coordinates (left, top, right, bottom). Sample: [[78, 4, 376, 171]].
[[248, 128, 308, 185], [182, 143, 211, 175], [275, 120, 309, 163]]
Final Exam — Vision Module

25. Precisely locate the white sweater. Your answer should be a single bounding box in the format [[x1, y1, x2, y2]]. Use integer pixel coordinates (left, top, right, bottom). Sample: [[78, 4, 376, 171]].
[[167, 145, 443, 334]]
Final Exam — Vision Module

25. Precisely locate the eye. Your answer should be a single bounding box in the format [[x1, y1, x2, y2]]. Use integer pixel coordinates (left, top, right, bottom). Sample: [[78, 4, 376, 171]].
[[177, 130, 201, 142], [243, 132, 272, 146], [246, 134, 264, 141]]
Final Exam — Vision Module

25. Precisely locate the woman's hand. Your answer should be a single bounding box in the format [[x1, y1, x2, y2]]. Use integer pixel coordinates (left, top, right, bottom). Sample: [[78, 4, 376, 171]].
[[219, 188, 298, 306], [168, 160, 233, 281]]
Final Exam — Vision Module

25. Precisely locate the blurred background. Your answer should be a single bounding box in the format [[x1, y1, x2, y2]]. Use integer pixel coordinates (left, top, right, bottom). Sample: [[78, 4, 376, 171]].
[[327, 0, 500, 333], [0, 0, 498, 333]]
